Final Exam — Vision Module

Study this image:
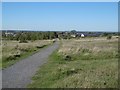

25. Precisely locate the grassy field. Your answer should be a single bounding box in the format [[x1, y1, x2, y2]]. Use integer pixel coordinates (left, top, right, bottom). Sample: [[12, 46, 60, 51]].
[[28, 36, 118, 88], [2, 40, 53, 69]]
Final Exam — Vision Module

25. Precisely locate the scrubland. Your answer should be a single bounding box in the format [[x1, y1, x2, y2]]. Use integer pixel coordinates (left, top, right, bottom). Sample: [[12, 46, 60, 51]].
[[2, 40, 52, 68], [28, 37, 119, 88]]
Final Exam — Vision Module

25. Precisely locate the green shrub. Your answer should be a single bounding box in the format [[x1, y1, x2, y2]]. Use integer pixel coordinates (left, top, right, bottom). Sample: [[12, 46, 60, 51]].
[[19, 40, 28, 43], [64, 55, 72, 61], [4, 55, 16, 62], [14, 53, 21, 58], [107, 35, 112, 40]]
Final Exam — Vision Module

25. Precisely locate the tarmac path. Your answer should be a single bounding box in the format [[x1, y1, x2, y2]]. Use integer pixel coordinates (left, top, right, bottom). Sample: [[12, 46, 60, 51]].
[[2, 41, 59, 88]]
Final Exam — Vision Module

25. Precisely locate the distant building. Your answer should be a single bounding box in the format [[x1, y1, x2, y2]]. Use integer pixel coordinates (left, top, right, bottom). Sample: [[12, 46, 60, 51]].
[[5, 32, 14, 36], [81, 34, 85, 38]]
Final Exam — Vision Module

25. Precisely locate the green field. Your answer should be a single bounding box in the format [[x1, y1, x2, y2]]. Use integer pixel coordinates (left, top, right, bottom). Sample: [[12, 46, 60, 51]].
[[28, 37, 118, 88], [2, 40, 53, 69]]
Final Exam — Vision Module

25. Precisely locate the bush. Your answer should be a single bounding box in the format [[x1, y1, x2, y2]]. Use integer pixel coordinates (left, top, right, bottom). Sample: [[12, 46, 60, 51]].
[[107, 35, 112, 40], [14, 53, 21, 58], [19, 40, 28, 43], [64, 55, 72, 61], [5, 55, 16, 62]]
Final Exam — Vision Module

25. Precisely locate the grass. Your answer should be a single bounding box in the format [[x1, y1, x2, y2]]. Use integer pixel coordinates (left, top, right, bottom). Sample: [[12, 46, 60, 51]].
[[28, 51, 118, 88], [28, 37, 118, 88], [2, 40, 53, 69]]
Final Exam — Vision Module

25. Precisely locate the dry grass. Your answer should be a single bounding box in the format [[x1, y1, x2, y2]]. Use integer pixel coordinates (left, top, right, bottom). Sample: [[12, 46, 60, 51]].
[[2, 40, 53, 68], [58, 37, 118, 55], [28, 36, 118, 88], [2, 40, 52, 58]]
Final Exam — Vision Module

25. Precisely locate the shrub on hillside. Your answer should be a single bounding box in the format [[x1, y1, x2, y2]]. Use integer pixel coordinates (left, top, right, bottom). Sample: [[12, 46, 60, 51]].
[[64, 55, 72, 61], [14, 53, 21, 58], [5, 55, 16, 61], [107, 35, 112, 40], [19, 40, 28, 43]]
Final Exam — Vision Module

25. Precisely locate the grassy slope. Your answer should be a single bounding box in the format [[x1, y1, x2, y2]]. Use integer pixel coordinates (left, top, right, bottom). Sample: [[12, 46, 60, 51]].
[[2, 45, 46, 69], [28, 38, 118, 88], [2, 40, 53, 69]]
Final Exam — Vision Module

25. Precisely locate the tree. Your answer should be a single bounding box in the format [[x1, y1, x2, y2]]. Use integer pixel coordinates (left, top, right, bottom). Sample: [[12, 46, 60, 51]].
[[71, 30, 76, 34]]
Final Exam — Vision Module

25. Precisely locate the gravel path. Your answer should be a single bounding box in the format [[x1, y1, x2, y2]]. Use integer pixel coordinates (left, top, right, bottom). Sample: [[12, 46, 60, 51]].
[[2, 41, 59, 88]]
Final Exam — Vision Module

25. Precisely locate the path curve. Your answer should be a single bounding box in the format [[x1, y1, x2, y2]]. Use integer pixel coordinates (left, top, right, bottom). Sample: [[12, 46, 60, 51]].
[[2, 41, 59, 88]]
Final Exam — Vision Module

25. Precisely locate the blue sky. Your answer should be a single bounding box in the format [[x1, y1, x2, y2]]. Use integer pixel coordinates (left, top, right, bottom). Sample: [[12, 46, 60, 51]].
[[2, 2, 118, 32]]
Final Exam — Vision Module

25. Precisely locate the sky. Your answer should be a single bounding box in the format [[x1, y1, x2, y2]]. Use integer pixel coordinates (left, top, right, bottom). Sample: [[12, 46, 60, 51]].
[[1, 0, 120, 2], [2, 2, 118, 32]]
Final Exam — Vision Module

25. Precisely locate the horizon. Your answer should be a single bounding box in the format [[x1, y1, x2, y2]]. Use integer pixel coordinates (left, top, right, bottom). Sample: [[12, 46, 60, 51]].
[[2, 2, 118, 32], [2, 29, 118, 33]]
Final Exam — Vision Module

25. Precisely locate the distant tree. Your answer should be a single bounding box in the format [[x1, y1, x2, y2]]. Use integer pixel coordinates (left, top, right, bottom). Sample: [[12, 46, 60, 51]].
[[15, 32, 22, 41], [102, 32, 109, 37], [3, 31, 60, 41], [53, 32, 58, 38], [71, 30, 76, 34], [2, 32, 6, 39]]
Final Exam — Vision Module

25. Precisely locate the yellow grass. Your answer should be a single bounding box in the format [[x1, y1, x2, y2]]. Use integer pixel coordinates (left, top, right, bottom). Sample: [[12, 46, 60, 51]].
[[58, 37, 118, 55], [2, 40, 53, 68], [2, 40, 52, 58], [28, 37, 118, 88]]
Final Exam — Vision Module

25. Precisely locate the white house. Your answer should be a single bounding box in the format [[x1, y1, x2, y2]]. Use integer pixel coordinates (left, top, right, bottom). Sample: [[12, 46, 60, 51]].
[[5, 32, 14, 36], [81, 34, 85, 38]]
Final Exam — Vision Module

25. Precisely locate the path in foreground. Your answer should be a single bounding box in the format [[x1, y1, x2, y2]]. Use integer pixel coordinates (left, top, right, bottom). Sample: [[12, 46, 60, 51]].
[[2, 41, 59, 88]]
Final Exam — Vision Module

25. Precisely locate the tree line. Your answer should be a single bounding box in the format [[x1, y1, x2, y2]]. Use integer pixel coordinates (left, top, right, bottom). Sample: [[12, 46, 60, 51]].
[[2, 30, 119, 42], [2, 31, 58, 41]]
